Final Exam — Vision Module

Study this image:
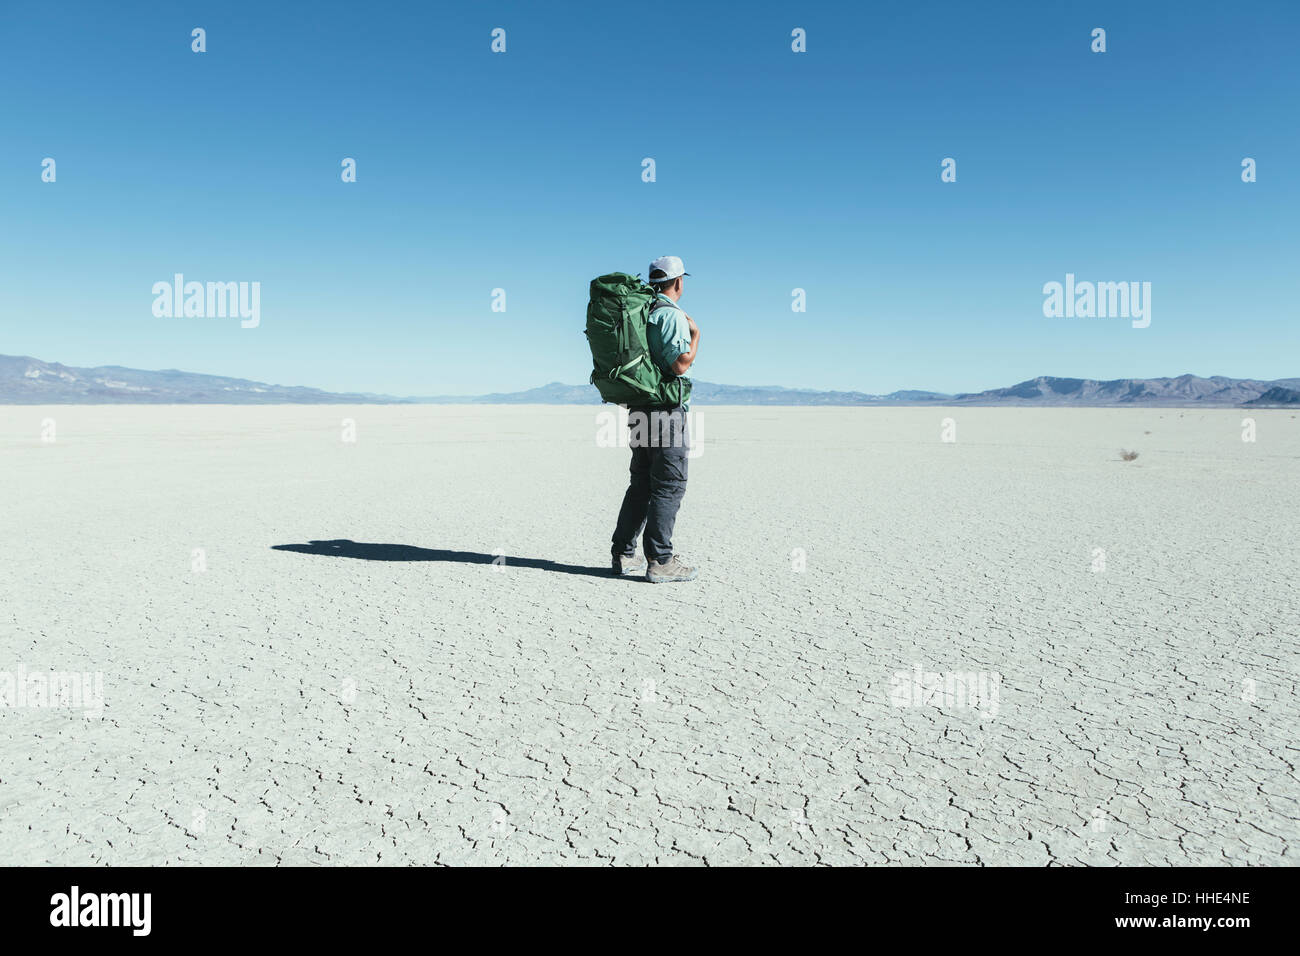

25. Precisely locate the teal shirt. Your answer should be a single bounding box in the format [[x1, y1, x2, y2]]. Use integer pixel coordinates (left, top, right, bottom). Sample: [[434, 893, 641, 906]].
[[646, 293, 691, 407]]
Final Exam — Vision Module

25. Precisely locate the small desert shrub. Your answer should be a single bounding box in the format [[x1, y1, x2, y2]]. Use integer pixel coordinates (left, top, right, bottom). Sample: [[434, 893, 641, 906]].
[[1119, 449, 1139, 462]]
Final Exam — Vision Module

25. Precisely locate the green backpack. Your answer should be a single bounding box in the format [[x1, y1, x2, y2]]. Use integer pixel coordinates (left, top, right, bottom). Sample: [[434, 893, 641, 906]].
[[585, 273, 691, 407]]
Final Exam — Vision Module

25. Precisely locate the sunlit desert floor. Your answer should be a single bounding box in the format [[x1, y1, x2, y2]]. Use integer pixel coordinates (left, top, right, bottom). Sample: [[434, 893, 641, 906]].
[[1, 404, 1297, 865]]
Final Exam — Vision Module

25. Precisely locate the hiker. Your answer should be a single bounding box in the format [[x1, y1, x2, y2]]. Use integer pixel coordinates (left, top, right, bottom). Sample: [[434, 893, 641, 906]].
[[610, 256, 700, 582]]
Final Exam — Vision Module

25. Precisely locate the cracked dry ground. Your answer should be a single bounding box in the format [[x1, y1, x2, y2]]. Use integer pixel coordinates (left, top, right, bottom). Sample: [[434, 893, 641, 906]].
[[2, 405, 1297, 865]]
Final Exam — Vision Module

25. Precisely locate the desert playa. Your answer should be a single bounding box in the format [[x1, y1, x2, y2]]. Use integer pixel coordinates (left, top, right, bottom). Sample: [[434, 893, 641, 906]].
[[2, 404, 1296, 864]]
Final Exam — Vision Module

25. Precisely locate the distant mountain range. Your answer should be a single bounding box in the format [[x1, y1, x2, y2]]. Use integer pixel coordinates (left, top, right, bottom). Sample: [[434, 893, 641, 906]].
[[407, 381, 956, 405], [0, 355, 392, 404], [3, 354, 1298, 406]]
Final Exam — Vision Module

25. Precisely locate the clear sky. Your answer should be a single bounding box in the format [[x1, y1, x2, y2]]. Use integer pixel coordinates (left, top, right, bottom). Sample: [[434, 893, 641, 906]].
[[1, 0, 1296, 396]]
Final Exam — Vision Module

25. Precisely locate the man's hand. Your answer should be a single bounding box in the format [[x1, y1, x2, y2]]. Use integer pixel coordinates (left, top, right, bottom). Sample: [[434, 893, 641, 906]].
[[684, 313, 699, 336]]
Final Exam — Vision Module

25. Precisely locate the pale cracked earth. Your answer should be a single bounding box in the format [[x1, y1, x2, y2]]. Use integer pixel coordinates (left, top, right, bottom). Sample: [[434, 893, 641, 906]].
[[1, 404, 1297, 866]]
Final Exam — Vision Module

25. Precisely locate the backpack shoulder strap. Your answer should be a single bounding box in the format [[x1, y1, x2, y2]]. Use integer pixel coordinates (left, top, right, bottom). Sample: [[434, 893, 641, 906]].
[[647, 292, 680, 314]]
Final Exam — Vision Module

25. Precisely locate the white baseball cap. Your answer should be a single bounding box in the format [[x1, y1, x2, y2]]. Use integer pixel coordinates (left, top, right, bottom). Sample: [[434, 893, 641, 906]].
[[648, 255, 690, 284]]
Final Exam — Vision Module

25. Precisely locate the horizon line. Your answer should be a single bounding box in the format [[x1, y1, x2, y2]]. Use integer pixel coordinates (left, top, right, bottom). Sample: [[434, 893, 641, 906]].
[[5, 353, 1297, 401]]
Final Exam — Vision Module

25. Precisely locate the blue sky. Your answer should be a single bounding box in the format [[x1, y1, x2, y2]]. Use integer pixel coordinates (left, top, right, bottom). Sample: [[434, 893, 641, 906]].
[[1, 0, 1296, 395]]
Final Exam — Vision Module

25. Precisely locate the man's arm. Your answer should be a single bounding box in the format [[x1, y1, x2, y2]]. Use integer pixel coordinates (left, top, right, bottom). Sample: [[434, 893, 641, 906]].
[[670, 314, 699, 376]]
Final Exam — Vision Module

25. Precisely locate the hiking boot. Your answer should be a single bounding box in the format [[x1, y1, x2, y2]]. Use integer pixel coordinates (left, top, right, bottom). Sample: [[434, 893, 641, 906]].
[[646, 554, 697, 583], [612, 553, 647, 577]]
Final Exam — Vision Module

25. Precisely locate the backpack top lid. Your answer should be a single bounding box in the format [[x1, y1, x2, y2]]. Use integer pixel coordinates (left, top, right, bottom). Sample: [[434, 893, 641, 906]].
[[590, 272, 651, 296]]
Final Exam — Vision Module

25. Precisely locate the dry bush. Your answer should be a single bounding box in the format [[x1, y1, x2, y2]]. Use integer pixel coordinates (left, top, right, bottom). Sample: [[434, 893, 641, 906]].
[[1119, 449, 1139, 462]]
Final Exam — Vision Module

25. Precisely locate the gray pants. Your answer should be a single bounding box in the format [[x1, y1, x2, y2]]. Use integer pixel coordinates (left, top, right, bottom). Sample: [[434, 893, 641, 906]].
[[611, 405, 689, 564]]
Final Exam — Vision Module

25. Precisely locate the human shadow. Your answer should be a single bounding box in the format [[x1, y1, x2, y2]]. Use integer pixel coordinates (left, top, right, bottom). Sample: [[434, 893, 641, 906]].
[[271, 539, 615, 578]]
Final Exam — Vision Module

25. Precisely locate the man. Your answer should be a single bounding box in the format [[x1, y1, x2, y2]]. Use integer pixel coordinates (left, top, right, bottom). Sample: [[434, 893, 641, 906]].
[[610, 255, 701, 583]]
